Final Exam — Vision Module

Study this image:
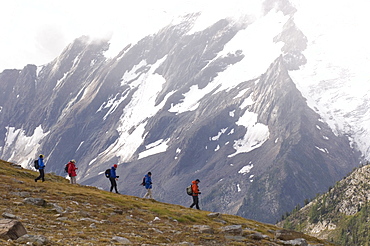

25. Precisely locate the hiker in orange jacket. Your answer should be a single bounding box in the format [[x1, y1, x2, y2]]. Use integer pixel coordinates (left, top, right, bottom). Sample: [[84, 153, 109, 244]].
[[190, 179, 201, 210]]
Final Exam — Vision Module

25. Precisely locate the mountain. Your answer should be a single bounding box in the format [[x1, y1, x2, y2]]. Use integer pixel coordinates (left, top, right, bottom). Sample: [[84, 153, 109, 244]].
[[277, 163, 370, 245], [0, 0, 365, 224], [1, 159, 336, 245]]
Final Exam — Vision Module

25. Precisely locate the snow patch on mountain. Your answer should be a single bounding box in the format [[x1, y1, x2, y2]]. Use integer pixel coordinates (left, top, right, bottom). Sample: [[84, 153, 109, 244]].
[[238, 163, 254, 175], [97, 90, 130, 120], [94, 57, 173, 163], [229, 110, 269, 157], [170, 10, 288, 118], [3, 126, 49, 168], [240, 95, 254, 109], [289, 0, 370, 159], [121, 60, 148, 87], [138, 139, 170, 160], [214, 145, 220, 152], [168, 85, 203, 114], [210, 128, 228, 141], [316, 146, 328, 154], [234, 88, 250, 99], [212, 10, 289, 93]]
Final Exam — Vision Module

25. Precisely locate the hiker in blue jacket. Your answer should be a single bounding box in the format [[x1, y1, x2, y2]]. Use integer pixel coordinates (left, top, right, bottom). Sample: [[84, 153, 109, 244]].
[[143, 172, 153, 199], [35, 154, 45, 182], [109, 164, 120, 193]]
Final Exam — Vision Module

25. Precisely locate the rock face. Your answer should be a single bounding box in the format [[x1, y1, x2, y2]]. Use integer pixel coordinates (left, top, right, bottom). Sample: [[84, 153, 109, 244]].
[[0, 1, 361, 223], [0, 219, 27, 240], [278, 164, 370, 245]]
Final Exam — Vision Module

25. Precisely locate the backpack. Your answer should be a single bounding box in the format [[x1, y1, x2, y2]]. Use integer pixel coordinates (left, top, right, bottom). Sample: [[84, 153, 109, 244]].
[[186, 185, 193, 196], [105, 169, 111, 178], [34, 160, 39, 169], [64, 163, 69, 173], [141, 177, 145, 186]]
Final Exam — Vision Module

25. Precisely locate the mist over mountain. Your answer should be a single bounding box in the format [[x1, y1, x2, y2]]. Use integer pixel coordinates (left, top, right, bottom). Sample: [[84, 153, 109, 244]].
[[0, 0, 368, 223]]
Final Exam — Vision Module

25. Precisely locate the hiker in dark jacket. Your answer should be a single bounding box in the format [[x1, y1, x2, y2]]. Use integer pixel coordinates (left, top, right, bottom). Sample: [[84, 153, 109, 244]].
[[109, 164, 120, 193], [67, 160, 78, 184], [190, 179, 201, 210], [35, 154, 45, 182], [143, 172, 153, 199]]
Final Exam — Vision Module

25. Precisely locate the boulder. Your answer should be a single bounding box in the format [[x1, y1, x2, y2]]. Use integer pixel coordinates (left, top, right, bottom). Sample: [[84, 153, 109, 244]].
[[207, 212, 220, 218], [220, 225, 243, 235], [50, 203, 64, 213], [248, 232, 268, 240], [178, 242, 194, 246], [275, 229, 306, 241], [112, 236, 132, 244], [0, 219, 27, 240], [193, 225, 214, 234], [113, 209, 124, 215], [2, 212, 17, 219], [282, 238, 308, 246], [23, 197, 47, 206], [16, 234, 50, 245]]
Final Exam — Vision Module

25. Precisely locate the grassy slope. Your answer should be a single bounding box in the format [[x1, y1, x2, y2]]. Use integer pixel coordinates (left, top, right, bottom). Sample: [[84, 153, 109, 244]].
[[0, 160, 333, 245]]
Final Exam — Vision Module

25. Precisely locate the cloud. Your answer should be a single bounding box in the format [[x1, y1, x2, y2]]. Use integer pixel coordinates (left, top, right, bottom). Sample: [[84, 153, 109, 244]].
[[0, 0, 174, 71], [0, 0, 261, 72]]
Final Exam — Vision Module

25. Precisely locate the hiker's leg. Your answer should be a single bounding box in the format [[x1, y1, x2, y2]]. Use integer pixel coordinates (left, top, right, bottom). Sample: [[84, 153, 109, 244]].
[[144, 189, 149, 198], [190, 196, 196, 208], [195, 196, 200, 210], [112, 179, 118, 193], [35, 171, 40, 181], [35, 169, 43, 181], [40, 169, 45, 182], [109, 178, 114, 192]]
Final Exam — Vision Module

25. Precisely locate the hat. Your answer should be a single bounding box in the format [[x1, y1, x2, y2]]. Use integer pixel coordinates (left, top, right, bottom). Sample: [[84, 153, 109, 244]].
[[39, 154, 44, 158], [71, 160, 76, 163], [113, 164, 118, 168], [195, 179, 200, 182]]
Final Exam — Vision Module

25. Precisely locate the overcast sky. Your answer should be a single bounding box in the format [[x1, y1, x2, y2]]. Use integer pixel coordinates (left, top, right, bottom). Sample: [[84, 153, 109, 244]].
[[0, 0, 260, 72]]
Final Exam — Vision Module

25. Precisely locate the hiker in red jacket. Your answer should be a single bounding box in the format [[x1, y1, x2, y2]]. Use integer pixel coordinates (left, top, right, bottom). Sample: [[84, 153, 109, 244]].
[[67, 160, 78, 184], [190, 179, 201, 210]]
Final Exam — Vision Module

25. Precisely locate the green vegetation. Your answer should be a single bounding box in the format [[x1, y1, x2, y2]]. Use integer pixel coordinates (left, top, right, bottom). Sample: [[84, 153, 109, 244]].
[[336, 203, 370, 246], [279, 163, 370, 246]]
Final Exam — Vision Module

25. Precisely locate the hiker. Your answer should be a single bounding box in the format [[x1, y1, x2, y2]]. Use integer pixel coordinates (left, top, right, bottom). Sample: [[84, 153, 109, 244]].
[[35, 154, 45, 182], [143, 172, 153, 199], [67, 160, 78, 184], [190, 179, 201, 210], [109, 164, 120, 193]]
